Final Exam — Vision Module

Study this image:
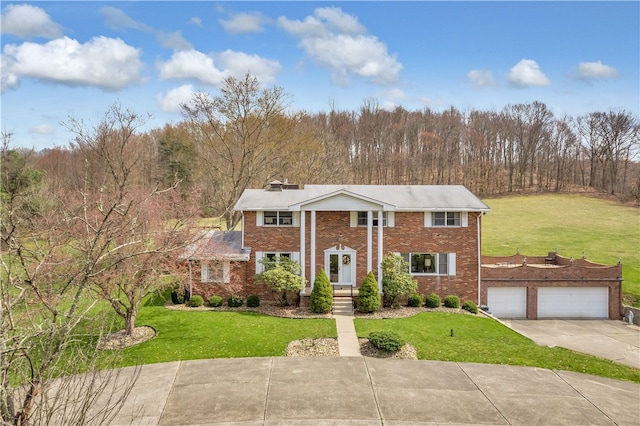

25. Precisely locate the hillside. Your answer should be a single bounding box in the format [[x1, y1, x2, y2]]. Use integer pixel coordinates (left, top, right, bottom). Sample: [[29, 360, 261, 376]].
[[482, 194, 640, 307]]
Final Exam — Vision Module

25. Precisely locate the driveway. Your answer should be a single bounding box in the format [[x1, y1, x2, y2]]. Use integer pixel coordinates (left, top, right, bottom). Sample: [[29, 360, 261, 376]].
[[502, 319, 640, 369]]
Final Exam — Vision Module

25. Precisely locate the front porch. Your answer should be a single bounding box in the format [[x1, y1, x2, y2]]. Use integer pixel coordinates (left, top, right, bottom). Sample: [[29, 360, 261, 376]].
[[300, 285, 360, 308]]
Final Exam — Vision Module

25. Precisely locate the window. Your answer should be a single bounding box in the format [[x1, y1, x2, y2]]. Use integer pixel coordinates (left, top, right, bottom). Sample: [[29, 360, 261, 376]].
[[400, 253, 455, 276], [432, 212, 461, 227], [255, 251, 298, 274], [356, 211, 387, 227], [201, 261, 230, 283], [263, 211, 293, 226]]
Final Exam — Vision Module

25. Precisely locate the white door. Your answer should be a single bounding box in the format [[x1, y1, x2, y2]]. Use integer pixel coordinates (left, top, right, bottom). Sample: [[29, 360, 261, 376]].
[[487, 287, 527, 318], [326, 251, 355, 286], [537, 287, 608, 318]]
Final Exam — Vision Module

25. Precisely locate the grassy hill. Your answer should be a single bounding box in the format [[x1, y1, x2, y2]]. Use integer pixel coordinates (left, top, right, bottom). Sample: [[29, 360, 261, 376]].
[[482, 194, 640, 307]]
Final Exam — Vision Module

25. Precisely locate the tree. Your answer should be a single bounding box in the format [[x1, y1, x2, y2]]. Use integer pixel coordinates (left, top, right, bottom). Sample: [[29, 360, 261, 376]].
[[255, 256, 306, 306], [381, 253, 417, 308], [0, 132, 139, 425], [181, 73, 304, 229], [310, 269, 333, 314], [64, 104, 197, 336], [356, 272, 381, 313]]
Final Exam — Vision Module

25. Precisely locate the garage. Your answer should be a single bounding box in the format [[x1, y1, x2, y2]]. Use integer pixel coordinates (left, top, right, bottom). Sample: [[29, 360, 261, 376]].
[[487, 287, 527, 318], [537, 287, 609, 318]]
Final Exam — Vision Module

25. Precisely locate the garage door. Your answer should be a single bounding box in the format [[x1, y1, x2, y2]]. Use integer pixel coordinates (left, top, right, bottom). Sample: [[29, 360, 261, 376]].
[[537, 287, 608, 318], [487, 287, 527, 318]]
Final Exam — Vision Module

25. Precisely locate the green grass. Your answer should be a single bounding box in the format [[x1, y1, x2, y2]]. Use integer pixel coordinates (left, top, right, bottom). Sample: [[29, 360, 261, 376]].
[[116, 307, 336, 367], [482, 194, 640, 306], [355, 312, 640, 383]]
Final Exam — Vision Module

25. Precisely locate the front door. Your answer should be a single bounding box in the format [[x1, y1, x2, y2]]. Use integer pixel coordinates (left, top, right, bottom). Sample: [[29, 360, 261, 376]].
[[325, 247, 356, 286]]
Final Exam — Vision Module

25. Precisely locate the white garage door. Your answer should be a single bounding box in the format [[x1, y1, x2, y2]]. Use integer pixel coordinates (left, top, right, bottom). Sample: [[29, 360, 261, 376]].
[[487, 287, 527, 318], [537, 287, 608, 318]]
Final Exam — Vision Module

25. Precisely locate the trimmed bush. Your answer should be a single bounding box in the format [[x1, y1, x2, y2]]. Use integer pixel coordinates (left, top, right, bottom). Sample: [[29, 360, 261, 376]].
[[407, 293, 423, 307], [444, 295, 460, 308], [425, 293, 441, 308], [227, 296, 244, 307], [369, 331, 405, 352], [247, 295, 260, 308], [462, 300, 478, 314], [171, 288, 187, 304], [310, 269, 333, 314], [208, 295, 223, 307], [356, 272, 381, 313], [187, 295, 204, 307], [381, 253, 417, 307]]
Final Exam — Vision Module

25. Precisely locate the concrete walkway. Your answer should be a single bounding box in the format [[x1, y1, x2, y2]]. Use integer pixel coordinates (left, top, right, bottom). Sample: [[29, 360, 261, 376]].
[[503, 319, 640, 369], [105, 357, 640, 425]]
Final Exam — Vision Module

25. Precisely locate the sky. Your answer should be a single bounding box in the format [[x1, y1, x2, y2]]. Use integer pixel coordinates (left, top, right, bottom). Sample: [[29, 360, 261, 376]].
[[1, 1, 638, 150]]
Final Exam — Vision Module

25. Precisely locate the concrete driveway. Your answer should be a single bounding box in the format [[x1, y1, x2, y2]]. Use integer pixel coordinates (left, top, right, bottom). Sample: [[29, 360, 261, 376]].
[[502, 319, 640, 369]]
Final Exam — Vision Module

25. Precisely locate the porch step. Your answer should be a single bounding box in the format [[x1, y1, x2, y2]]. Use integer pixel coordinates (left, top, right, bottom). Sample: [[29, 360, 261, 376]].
[[333, 297, 354, 316]]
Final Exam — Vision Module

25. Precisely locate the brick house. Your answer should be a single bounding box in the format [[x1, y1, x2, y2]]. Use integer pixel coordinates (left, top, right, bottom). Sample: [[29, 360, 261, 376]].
[[184, 182, 490, 304]]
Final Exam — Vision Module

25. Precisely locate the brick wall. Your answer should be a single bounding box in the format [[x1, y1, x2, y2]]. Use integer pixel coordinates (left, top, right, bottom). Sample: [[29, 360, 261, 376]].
[[242, 210, 481, 303]]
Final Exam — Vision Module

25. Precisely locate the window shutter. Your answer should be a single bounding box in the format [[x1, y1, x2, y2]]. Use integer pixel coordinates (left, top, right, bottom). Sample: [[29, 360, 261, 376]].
[[255, 251, 263, 274], [291, 252, 300, 263], [350, 211, 358, 227], [448, 253, 456, 276], [201, 261, 209, 282], [256, 211, 263, 226], [461, 212, 468, 227], [424, 212, 432, 227], [292, 211, 301, 227], [223, 262, 231, 283], [387, 211, 395, 227]]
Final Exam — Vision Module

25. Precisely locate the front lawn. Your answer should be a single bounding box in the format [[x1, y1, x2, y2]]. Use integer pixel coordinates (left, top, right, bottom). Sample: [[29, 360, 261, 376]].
[[355, 312, 640, 383], [116, 307, 336, 367]]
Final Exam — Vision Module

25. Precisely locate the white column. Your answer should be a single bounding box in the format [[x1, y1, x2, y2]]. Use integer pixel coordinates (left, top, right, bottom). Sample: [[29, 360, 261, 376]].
[[300, 210, 306, 294], [310, 210, 316, 289], [367, 211, 372, 273], [378, 210, 383, 292]]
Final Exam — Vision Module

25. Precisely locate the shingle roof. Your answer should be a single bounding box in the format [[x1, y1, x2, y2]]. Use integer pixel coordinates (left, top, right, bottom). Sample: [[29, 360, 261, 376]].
[[234, 185, 490, 212], [181, 230, 250, 261]]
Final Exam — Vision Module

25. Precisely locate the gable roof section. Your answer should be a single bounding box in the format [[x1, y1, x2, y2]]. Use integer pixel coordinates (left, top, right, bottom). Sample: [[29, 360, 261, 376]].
[[234, 185, 490, 212], [182, 230, 250, 261]]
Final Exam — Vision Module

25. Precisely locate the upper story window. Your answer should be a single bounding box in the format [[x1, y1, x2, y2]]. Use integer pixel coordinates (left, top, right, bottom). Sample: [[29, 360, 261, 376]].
[[356, 211, 387, 227], [432, 212, 461, 227], [263, 211, 293, 226]]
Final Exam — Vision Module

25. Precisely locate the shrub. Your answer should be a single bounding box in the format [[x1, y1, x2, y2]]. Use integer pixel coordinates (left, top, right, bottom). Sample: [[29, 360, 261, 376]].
[[208, 295, 223, 307], [444, 295, 460, 308], [462, 300, 478, 314], [407, 293, 423, 307], [247, 294, 260, 308], [310, 269, 333, 314], [255, 256, 306, 306], [381, 253, 417, 307], [171, 287, 187, 304], [356, 272, 381, 313], [425, 293, 441, 308], [227, 295, 244, 307], [368, 331, 405, 352], [187, 295, 204, 307]]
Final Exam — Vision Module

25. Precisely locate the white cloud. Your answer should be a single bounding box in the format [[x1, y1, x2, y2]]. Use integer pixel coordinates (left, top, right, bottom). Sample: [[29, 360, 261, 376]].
[[156, 84, 195, 113], [157, 50, 227, 86], [216, 50, 280, 84], [1, 69, 19, 93], [467, 70, 495, 88], [157, 31, 193, 51], [1, 4, 63, 39], [219, 12, 268, 34], [2, 36, 143, 91], [508, 59, 550, 87], [100, 6, 152, 32], [157, 49, 280, 86], [278, 7, 402, 86], [29, 124, 54, 135], [576, 60, 618, 80], [190, 17, 202, 27]]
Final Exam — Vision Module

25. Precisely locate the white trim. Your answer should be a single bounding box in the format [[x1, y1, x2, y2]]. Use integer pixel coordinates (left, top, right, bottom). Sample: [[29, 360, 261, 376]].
[[448, 253, 457, 276], [300, 211, 305, 293], [256, 211, 263, 226], [350, 211, 358, 227], [311, 211, 316, 288], [424, 212, 432, 227], [377, 210, 383, 291], [367, 211, 372, 273], [461, 211, 468, 227], [292, 211, 301, 227], [324, 245, 356, 286], [255, 251, 264, 274], [387, 211, 395, 227]]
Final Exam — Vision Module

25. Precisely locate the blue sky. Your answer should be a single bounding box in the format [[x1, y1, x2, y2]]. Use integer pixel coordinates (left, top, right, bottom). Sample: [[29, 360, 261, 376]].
[[1, 1, 638, 150]]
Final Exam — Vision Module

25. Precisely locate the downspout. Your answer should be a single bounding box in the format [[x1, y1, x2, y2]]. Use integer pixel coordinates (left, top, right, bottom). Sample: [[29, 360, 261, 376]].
[[188, 260, 193, 299], [477, 211, 485, 306]]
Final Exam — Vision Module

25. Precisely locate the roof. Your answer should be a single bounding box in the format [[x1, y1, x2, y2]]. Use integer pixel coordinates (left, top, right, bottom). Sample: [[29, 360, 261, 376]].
[[181, 230, 250, 261], [234, 184, 490, 212]]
